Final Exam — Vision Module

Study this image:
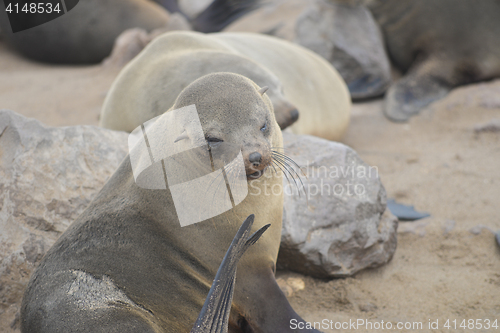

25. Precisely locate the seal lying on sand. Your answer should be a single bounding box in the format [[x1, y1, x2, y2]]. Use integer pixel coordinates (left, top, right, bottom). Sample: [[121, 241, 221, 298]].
[[0, 0, 173, 63], [100, 31, 350, 141], [367, 0, 500, 121], [21, 73, 321, 333]]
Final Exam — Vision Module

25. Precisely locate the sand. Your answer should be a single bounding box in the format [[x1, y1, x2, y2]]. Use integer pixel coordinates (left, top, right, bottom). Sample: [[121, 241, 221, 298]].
[[1, 38, 499, 332]]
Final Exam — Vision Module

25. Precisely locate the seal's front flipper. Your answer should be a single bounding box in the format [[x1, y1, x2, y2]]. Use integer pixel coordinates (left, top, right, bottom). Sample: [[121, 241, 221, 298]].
[[190, 214, 270, 333], [384, 59, 451, 122]]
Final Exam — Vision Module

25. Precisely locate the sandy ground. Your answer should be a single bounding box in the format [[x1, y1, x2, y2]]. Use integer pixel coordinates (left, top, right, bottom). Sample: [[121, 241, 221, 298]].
[[1, 38, 499, 333]]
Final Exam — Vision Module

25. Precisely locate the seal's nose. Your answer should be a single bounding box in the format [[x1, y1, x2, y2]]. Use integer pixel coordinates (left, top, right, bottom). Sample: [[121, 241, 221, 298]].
[[290, 108, 299, 122], [249, 152, 262, 166]]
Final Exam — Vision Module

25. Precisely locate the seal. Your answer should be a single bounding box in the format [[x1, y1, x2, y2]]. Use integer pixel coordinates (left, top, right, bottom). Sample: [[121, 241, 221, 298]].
[[21, 73, 321, 333], [367, 0, 500, 121], [0, 0, 171, 64], [100, 30, 351, 141]]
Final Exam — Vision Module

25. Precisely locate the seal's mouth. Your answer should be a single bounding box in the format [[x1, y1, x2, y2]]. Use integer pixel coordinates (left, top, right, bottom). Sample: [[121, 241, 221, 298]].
[[247, 167, 268, 181]]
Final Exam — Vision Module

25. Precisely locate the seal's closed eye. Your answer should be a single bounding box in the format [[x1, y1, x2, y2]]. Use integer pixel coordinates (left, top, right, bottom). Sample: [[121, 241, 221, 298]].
[[190, 215, 270, 333]]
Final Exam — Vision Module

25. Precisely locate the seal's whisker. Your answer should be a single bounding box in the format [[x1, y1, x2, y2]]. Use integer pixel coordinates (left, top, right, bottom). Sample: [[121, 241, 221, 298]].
[[271, 150, 307, 178], [272, 159, 293, 190], [272, 153, 307, 197], [272, 153, 299, 180], [269, 161, 279, 176], [273, 157, 300, 195], [225, 165, 243, 193], [205, 166, 227, 196], [272, 152, 307, 188]]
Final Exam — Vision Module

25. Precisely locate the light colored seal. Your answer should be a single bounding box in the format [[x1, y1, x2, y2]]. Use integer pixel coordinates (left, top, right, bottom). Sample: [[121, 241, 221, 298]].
[[0, 0, 173, 63], [100, 31, 351, 141], [367, 0, 500, 121], [21, 73, 321, 333]]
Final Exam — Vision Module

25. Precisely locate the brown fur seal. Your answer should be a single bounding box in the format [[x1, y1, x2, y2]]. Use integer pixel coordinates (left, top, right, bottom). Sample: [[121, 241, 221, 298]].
[[0, 0, 172, 63], [100, 31, 350, 141], [367, 0, 500, 121], [21, 73, 321, 333]]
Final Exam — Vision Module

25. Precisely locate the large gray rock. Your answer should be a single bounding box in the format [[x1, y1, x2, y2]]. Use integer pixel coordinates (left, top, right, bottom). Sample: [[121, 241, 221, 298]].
[[278, 132, 398, 278], [0, 110, 128, 330], [225, 0, 391, 99]]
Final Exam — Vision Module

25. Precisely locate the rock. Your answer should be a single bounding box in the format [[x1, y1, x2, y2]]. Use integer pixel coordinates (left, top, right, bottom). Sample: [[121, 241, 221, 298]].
[[225, 0, 391, 99], [358, 302, 377, 312], [0, 110, 128, 330], [277, 132, 398, 278], [474, 118, 500, 133], [276, 277, 306, 297], [469, 225, 495, 235]]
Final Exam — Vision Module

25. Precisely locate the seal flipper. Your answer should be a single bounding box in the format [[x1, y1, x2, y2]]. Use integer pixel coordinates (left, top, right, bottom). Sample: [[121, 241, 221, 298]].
[[192, 0, 260, 33], [384, 57, 452, 122], [191, 214, 270, 333]]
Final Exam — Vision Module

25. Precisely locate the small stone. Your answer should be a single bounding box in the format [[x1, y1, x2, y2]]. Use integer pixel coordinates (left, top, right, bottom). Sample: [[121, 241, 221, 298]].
[[359, 302, 378, 312], [286, 277, 305, 293], [474, 119, 500, 133], [277, 278, 294, 297]]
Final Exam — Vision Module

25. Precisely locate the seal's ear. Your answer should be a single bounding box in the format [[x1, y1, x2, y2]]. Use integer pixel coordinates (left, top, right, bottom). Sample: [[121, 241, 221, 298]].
[[174, 129, 189, 143], [190, 215, 270, 333], [258, 86, 269, 96]]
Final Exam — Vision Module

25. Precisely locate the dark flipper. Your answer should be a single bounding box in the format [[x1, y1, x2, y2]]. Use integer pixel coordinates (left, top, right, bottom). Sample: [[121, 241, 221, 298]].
[[384, 59, 452, 122], [190, 214, 270, 333], [192, 0, 260, 33], [387, 199, 430, 221], [150, 0, 183, 14]]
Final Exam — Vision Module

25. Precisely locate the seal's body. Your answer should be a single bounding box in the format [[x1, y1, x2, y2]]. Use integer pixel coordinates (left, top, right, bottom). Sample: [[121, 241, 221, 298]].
[[0, 0, 171, 64], [367, 0, 500, 121], [100, 31, 350, 141], [21, 73, 320, 333]]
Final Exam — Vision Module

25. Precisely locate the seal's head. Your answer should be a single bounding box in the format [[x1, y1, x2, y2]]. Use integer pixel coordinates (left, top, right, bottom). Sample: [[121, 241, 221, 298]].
[[172, 72, 281, 180]]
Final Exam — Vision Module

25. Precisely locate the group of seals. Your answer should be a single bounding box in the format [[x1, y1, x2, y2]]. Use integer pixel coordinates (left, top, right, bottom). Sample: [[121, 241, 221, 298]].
[[0, 0, 260, 64], [366, 0, 500, 121], [21, 73, 321, 333], [218, 0, 500, 121], [100, 31, 351, 141]]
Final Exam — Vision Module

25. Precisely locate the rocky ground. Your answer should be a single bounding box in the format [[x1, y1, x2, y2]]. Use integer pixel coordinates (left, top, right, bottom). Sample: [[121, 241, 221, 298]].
[[1, 38, 499, 332]]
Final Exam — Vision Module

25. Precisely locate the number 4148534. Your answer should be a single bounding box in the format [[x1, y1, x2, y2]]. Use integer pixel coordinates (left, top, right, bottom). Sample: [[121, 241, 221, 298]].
[[6, 2, 62, 14], [444, 319, 498, 330]]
